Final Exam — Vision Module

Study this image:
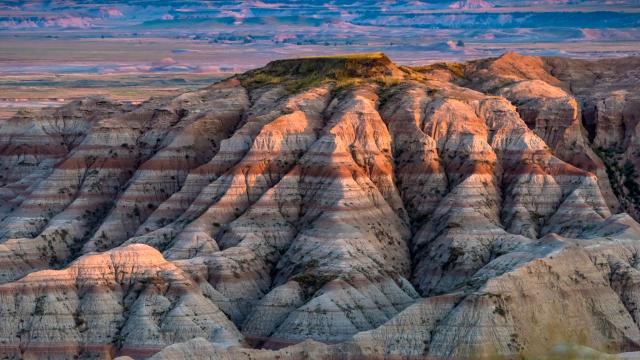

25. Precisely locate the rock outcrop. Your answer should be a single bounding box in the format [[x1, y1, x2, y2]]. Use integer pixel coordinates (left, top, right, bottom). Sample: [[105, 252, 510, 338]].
[[1, 52, 640, 359], [0, 244, 243, 359]]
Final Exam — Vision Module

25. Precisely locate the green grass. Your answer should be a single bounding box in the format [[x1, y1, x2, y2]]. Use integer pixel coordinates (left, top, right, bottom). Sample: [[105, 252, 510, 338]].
[[296, 52, 387, 60], [240, 72, 286, 88], [238, 52, 407, 94], [377, 84, 403, 108], [412, 62, 467, 79]]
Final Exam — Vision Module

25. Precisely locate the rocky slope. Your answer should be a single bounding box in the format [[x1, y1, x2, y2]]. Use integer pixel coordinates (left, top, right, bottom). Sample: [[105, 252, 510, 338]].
[[0, 52, 640, 359]]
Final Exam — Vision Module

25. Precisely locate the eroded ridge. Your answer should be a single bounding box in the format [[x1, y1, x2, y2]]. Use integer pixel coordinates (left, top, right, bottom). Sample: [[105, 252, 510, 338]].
[[1, 53, 640, 359]]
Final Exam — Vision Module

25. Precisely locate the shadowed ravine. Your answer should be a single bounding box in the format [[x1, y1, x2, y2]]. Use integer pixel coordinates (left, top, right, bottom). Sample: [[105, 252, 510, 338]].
[[1, 53, 640, 359]]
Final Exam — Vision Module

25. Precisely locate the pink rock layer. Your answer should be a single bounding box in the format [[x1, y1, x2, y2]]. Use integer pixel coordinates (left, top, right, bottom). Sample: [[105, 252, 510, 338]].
[[0, 53, 639, 359]]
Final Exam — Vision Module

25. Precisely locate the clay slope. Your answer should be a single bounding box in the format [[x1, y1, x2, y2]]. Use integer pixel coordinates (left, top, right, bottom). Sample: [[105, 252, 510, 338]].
[[1, 53, 640, 359]]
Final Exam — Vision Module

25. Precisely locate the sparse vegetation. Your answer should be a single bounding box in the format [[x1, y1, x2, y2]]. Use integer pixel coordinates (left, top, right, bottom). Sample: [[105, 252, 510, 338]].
[[292, 272, 335, 299], [595, 146, 640, 215], [411, 62, 467, 79], [239, 52, 407, 94]]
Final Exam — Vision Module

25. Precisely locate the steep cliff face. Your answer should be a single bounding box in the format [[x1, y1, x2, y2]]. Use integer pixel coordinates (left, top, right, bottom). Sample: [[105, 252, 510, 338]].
[[1, 53, 640, 359]]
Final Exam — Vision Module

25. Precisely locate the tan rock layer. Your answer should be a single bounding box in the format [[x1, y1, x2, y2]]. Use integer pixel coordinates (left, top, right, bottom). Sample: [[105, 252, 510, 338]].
[[0, 52, 639, 359]]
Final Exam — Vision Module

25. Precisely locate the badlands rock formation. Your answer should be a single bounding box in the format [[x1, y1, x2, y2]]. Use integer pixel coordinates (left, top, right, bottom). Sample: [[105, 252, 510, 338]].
[[1, 52, 640, 359]]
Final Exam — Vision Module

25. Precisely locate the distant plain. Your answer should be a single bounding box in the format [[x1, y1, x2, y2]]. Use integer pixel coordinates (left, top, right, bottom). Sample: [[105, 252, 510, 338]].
[[2, 0, 640, 118]]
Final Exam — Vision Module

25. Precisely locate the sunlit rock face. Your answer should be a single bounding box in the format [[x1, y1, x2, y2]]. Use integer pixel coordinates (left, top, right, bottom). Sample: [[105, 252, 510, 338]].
[[1, 53, 640, 359]]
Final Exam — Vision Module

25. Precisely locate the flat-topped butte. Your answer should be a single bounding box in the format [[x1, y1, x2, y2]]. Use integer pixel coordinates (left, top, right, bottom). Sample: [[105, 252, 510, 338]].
[[238, 52, 407, 92]]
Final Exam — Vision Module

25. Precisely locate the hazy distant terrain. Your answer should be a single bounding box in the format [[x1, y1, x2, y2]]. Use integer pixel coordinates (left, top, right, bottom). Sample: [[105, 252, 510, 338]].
[[0, 72, 221, 119], [2, 0, 640, 76], [1, 0, 639, 117]]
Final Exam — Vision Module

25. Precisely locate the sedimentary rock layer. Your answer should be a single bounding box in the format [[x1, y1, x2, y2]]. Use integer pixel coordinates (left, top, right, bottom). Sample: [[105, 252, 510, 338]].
[[0, 53, 639, 359]]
